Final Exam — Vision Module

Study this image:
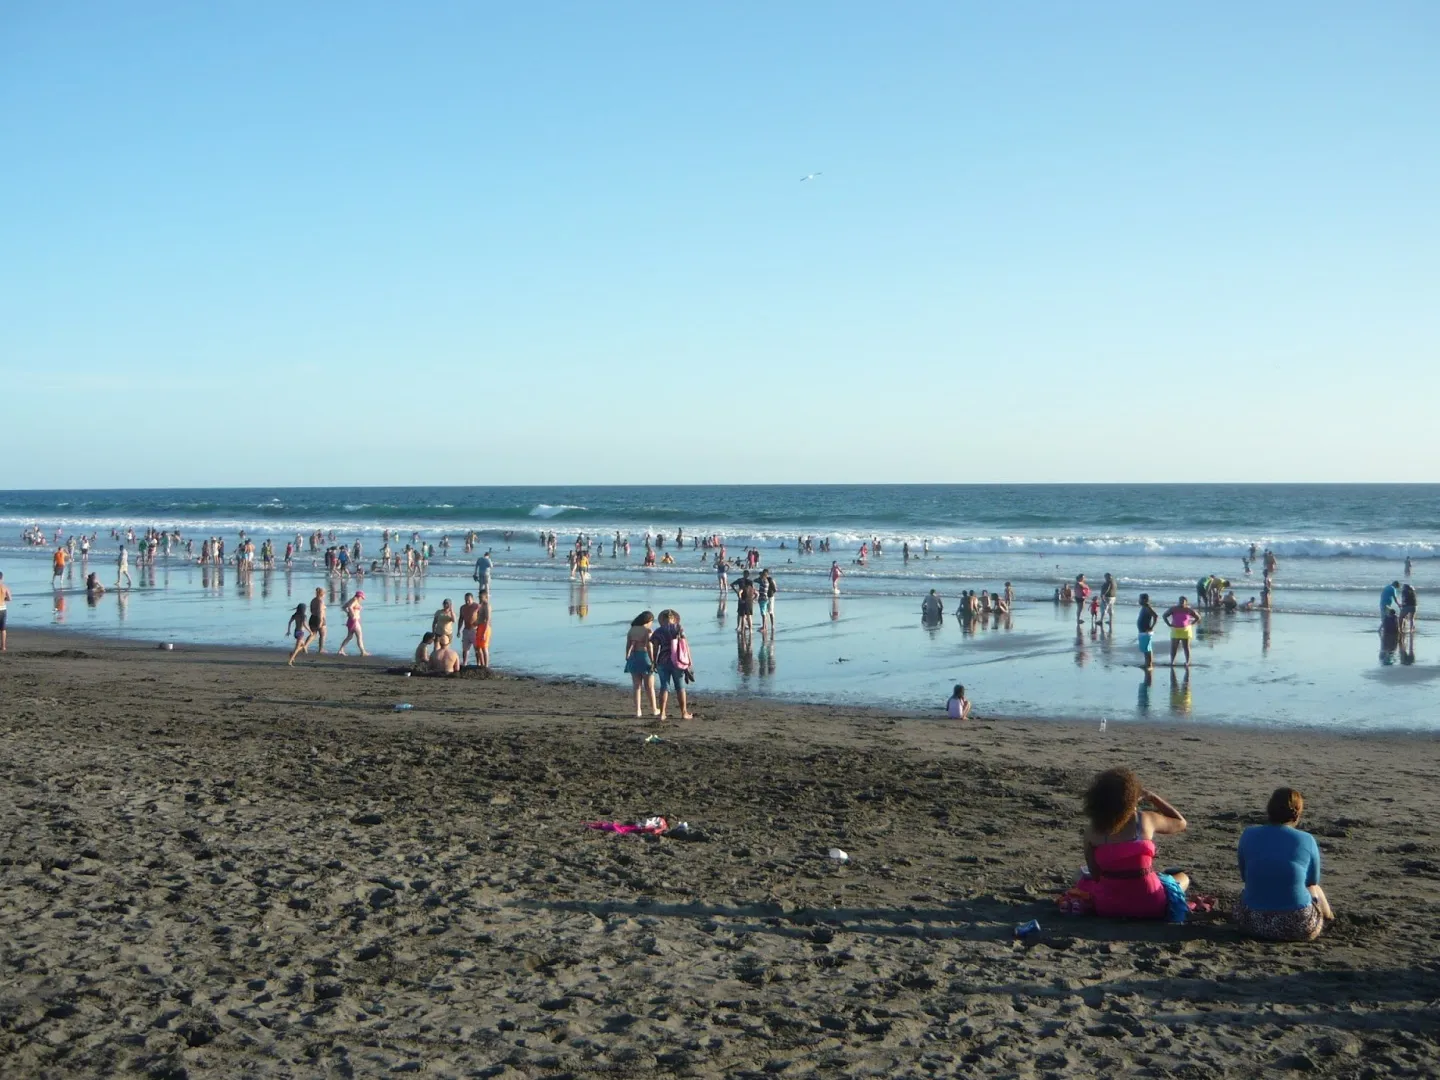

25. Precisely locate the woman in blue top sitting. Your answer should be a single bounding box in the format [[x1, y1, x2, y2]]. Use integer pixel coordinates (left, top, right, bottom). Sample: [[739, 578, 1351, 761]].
[[1235, 787, 1335, 941]]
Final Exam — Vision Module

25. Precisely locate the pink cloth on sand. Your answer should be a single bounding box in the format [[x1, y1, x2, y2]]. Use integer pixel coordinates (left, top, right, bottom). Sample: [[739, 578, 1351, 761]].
[[584, 818, 668, 835]]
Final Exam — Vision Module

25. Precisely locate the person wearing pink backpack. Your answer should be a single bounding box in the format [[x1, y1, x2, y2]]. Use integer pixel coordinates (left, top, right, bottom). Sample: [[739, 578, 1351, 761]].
[[651, 609, 694, 720]]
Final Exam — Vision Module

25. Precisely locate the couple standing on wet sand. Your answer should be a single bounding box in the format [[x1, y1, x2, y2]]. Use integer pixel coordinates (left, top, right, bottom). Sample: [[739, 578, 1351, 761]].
[[1136, 594, 1202, 670], [623, 609, 693, 721]]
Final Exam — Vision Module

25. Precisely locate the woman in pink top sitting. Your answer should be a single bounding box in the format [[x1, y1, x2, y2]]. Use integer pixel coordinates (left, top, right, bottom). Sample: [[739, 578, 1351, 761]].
[[1072, 768, 1191, 919]]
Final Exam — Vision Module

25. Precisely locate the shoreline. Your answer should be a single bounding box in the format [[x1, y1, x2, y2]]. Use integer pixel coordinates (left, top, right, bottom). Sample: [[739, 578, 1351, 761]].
[[10, 624, 1439, 740], [1, 635, 1437, 1076]]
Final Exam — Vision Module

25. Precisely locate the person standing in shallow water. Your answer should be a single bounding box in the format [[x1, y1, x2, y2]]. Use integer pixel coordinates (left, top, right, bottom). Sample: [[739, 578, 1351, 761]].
[[1136, 593, 1159, 671], [1163, 596, 1200, 668]]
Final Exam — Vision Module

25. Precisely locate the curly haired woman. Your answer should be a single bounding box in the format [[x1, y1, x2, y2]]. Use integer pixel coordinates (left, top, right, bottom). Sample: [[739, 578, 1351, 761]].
[[1072, 767, 1191, 919]]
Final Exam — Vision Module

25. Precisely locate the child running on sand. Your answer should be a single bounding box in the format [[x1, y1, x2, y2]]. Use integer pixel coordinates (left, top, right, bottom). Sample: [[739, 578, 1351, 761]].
[[285, 604, 310, 665]]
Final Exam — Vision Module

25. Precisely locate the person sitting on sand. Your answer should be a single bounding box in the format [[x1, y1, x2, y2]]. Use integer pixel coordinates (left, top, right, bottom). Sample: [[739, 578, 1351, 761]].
[[1071, 768, 1191, 919], [945, 684, 971, 720], [85, 572, 106, 599], [921, 589, 944, 623], [1234, 787, 1334, 941], [414, 632, 435, 668], [429, 638, 461, 675]]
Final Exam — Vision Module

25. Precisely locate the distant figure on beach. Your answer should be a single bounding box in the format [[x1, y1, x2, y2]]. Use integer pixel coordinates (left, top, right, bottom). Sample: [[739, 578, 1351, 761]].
[[1071, 768, 1190, 919], [1399, 582, 1418, 633], [1100, 573, 1117, 626], [650, 609, 693, 720], [624, 610, 659, 718], [1235, 787, 1334, 941], [759, 569, 777, 636], [830, 561, 842, 594], [1163, 597, 1200, 668], [922, 589, 945, 623], [458, 593, 480, 667], [337, 591, 367, 656], [1380, 580, 1400, 619], [732, 571, 757, 637], [52, 547, 67, 586], [474, 550, 494, 592], [1074, 575, 1090, 623], [308, 588, 327, 653], [945, 684, 971, 720], [1405, 556, 1413, 577], [716, 557, 729, 595], [116, 544, 133, 588], [474, 590, 492, 671], [85, 572, 105, 602], [432, 599, 456, 651], [285, 603, 310, 665], [0, 571, 9, 651], [1136, 593, 1158, 671]]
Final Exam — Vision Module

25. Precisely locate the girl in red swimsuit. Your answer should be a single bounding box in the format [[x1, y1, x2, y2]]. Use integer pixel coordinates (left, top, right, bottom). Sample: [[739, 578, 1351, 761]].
[[1073, 768, 1191, 919]]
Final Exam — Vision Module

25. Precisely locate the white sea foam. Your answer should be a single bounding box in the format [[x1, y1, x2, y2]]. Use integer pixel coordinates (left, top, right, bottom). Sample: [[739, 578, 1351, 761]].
[[528, 504, 586, 519], [2, 512, 1434, 562]]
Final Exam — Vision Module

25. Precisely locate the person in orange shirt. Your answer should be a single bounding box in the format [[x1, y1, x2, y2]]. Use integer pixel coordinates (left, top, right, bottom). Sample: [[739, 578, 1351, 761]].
[[52, 547, 68, 585]]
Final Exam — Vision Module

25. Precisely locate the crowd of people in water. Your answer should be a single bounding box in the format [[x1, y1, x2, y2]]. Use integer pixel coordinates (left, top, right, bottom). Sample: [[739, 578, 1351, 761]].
[[15, 521, 1426, 682]]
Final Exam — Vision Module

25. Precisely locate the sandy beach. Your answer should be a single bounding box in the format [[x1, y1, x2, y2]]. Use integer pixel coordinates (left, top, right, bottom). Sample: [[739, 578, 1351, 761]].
[[2, 632, 1438, 1078]]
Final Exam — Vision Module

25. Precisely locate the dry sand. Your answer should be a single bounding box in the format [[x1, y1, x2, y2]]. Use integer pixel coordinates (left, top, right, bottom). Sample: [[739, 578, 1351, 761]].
[[1, 631, 1438, 1078]]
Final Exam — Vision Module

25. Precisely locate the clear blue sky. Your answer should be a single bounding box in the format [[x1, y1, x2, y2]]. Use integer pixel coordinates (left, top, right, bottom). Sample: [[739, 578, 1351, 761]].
[[2, 2, 1436, 487]]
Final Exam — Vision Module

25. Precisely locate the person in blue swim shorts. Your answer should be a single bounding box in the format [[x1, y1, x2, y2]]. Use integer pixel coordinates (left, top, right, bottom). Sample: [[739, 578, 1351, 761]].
[[1136, 593, 1159, 671]]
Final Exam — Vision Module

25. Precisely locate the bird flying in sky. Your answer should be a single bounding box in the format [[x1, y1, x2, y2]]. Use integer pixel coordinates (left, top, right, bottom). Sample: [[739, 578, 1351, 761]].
[[800, 172, 822, 182]]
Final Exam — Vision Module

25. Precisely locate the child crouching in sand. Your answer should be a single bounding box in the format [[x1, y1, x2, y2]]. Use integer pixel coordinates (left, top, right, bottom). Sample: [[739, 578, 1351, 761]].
[[946, 684, 971, 720]]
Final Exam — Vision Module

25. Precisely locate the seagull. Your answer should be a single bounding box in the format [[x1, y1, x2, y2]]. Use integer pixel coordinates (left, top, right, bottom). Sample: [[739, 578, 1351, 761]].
[[800, 171, 822, 182]]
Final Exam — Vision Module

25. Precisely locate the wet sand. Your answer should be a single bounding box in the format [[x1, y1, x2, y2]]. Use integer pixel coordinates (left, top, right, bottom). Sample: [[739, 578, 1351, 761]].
[[1, 631, 1438, 1078]]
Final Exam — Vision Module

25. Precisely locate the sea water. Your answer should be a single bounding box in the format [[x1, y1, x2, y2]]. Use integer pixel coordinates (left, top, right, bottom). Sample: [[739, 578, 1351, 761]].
[[1, 484, 1435, 729]]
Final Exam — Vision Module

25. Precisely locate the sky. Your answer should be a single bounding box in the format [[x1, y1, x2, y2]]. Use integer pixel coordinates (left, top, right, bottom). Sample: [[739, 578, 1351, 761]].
[[1, 2, 1437, 487]]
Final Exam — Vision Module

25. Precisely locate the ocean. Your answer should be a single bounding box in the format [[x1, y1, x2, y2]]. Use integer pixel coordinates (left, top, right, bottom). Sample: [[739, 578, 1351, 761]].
[[3, 484, 1436, 729]]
